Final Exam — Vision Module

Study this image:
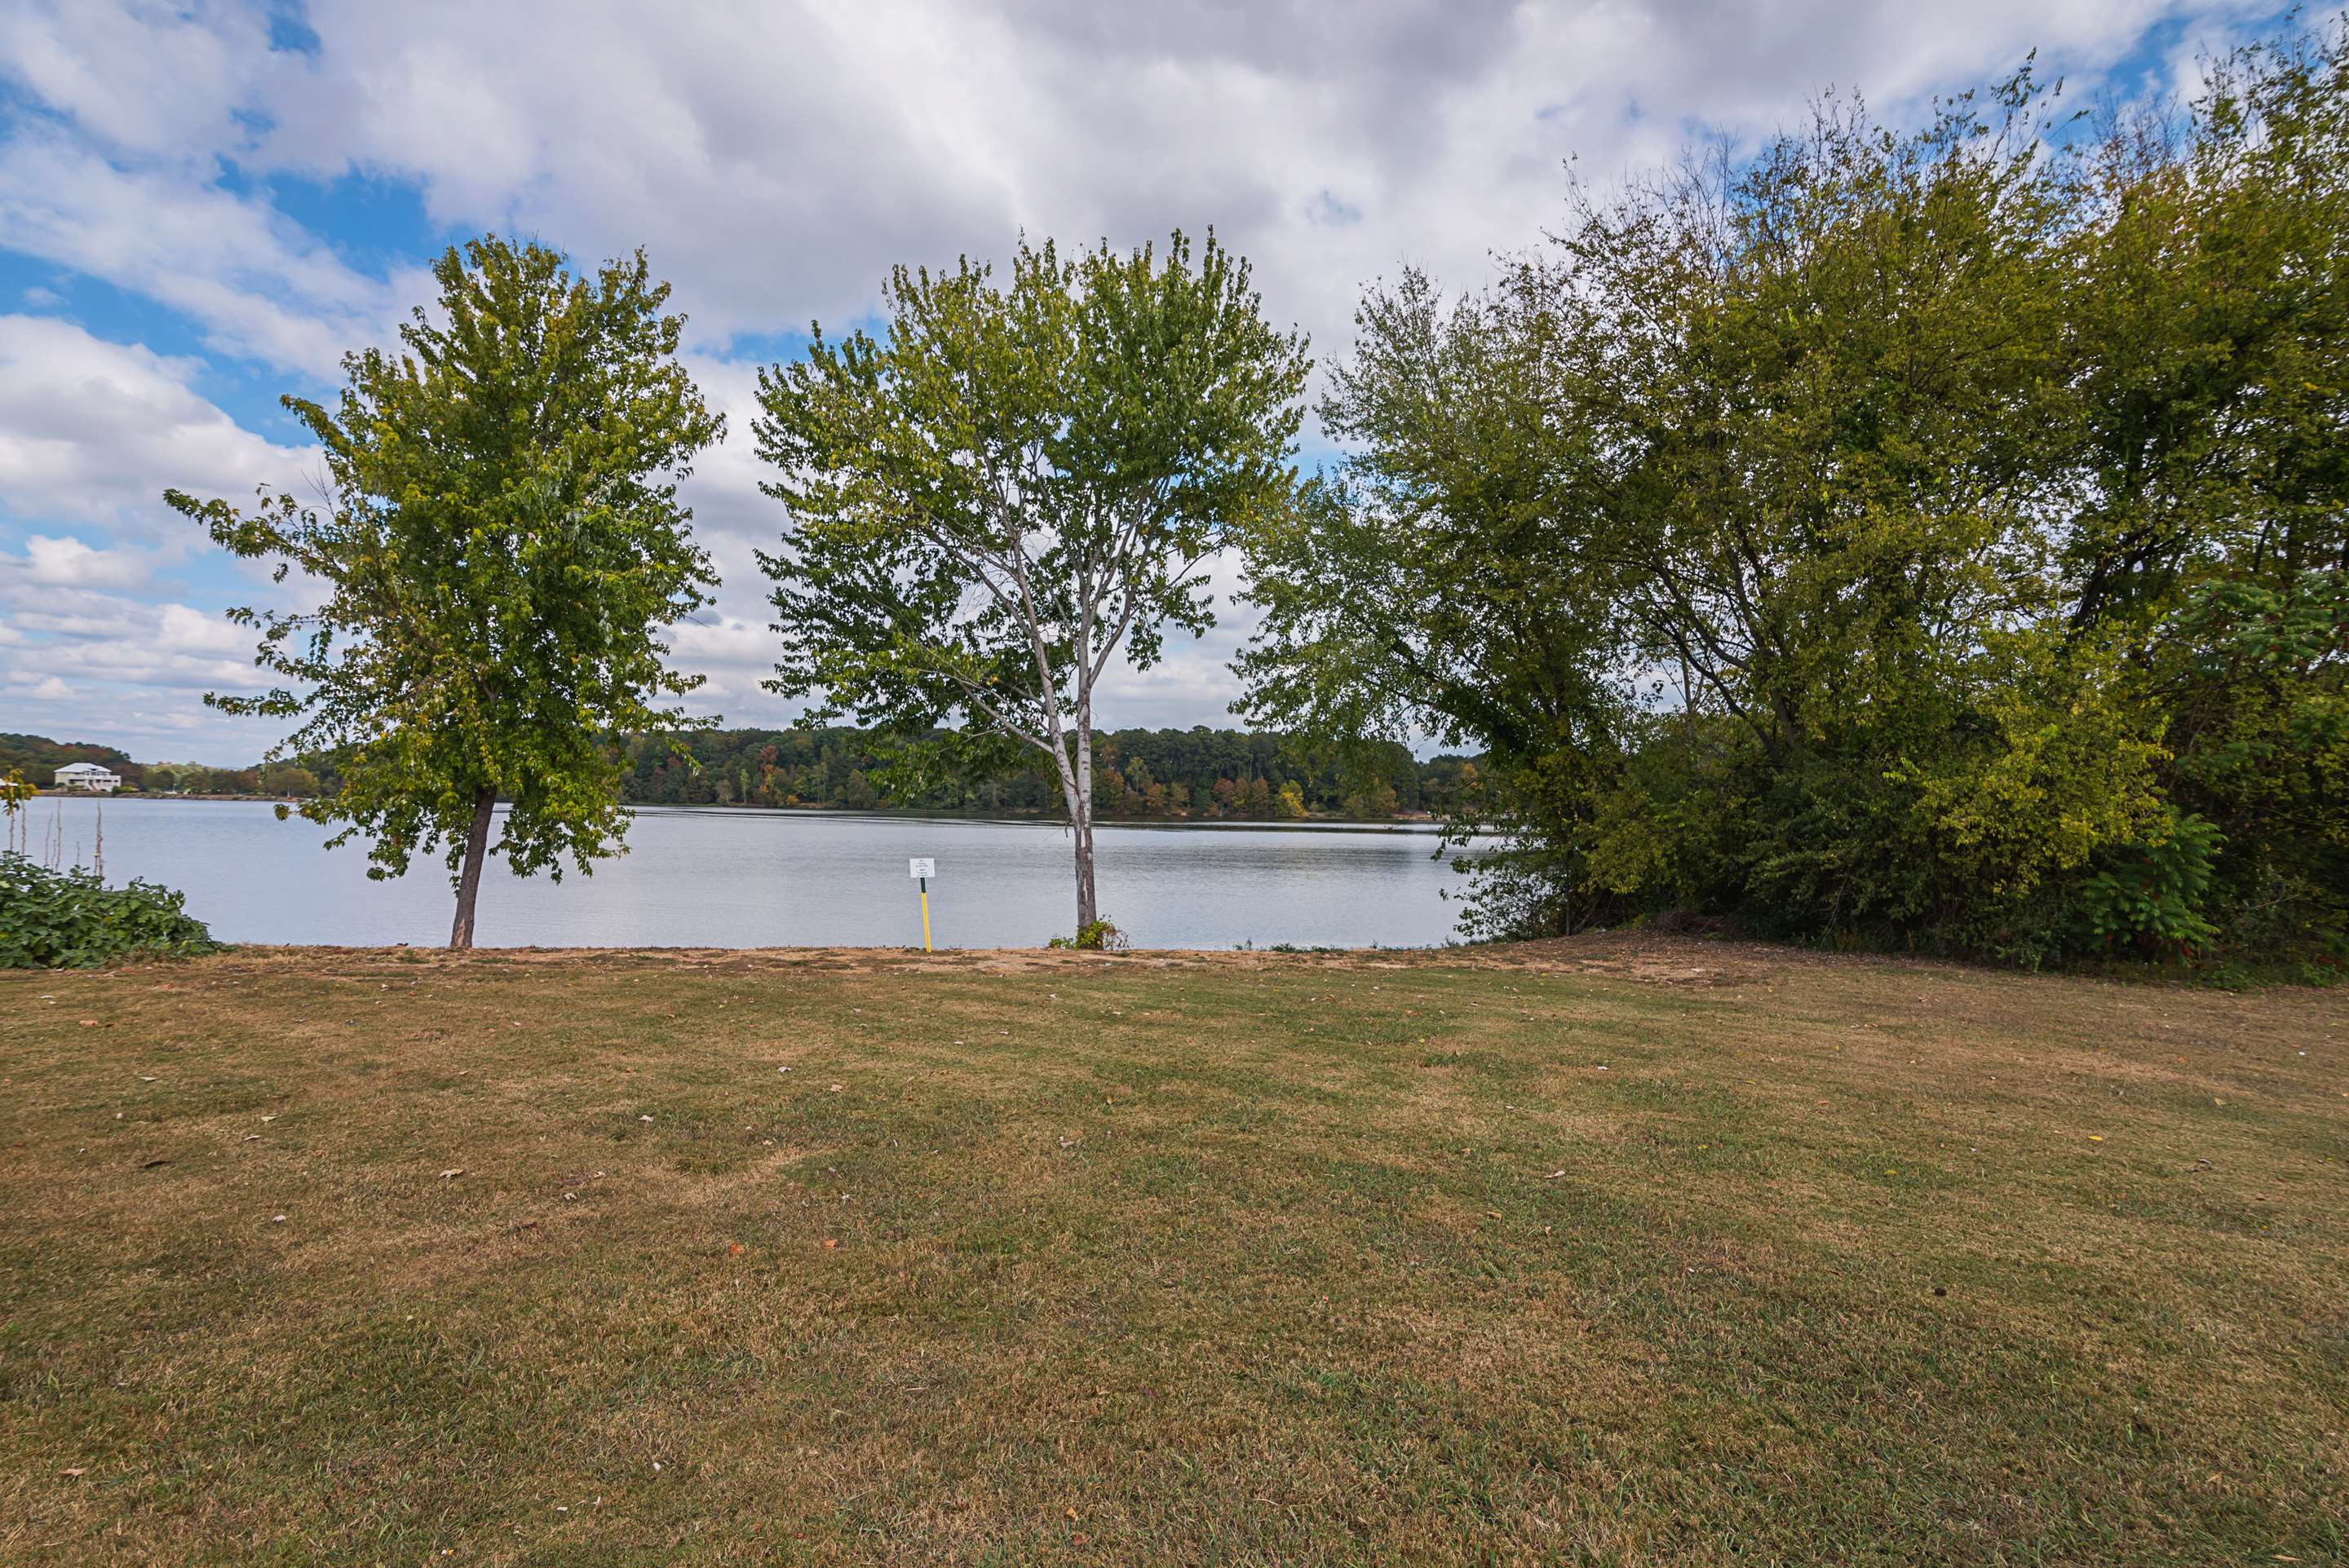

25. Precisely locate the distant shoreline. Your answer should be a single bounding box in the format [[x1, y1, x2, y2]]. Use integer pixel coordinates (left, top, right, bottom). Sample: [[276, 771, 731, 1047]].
[[28, 792, 1456, 833]]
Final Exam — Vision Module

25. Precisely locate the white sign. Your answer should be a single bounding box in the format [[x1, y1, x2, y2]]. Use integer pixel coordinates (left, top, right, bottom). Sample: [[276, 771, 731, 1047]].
[[908, 857, 936, 880]]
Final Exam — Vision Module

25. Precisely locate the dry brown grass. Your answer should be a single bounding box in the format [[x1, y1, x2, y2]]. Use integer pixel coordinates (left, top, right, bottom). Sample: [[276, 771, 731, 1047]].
[[1, 934, 2343, 1565]]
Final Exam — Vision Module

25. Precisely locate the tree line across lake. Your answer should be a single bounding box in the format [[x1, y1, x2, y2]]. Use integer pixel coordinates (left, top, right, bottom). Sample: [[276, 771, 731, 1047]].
[[0, 733, 320, 800], [91, 15, 2347, 967], [622, 727, 1478, 820], [6, 728, 1479, 824]]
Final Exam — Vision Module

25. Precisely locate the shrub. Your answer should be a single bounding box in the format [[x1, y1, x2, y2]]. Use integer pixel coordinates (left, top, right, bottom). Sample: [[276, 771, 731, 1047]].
[[2076, 813, 2223, 961], [0, 853, 220, 969], [1048, 918, 1130, 952]]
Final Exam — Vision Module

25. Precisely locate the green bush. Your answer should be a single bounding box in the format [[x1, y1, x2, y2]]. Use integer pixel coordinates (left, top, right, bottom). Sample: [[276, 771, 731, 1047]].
[[1048, 918, 1130, 952], [2076, 814, 2223, 961], [0, 853, 220, 969]]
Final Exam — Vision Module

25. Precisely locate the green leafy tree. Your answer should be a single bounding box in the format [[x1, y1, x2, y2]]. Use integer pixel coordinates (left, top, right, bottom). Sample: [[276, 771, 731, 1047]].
[[1, 768, 29, 855], [754, 232, 1309, 931], [1343, 777, 1400, 820], [1242, 20, 2349, 968], [2056, 32, 2349, 960], [1241, 72, 2140, 950], [167, 236, 724, 947]]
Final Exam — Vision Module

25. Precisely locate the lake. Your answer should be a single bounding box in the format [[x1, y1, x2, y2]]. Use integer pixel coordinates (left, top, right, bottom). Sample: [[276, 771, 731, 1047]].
[[22, 797, 1483, 950]]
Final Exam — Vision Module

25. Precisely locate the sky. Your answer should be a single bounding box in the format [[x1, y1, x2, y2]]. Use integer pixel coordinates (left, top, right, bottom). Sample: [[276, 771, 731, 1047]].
[[0, 0, 2293, 765]]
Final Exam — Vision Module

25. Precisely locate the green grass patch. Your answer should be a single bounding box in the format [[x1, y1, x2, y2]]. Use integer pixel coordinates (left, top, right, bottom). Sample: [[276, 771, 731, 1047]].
[[1, 935, 2342, 1563]]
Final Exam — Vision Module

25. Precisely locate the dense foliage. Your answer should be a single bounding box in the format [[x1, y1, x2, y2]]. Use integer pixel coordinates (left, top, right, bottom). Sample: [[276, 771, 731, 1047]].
[[754, 232, 1311, 930], [616, 726, 1477, 819], [165, 236, 724, 947], [1241, 25, 2349, 971], [0, 853, 218, 969]]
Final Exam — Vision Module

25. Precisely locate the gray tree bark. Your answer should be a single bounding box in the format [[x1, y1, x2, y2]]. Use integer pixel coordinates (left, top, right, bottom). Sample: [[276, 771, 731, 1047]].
[[448, 787, 496, 950], [1073, 698, 1097, 932]]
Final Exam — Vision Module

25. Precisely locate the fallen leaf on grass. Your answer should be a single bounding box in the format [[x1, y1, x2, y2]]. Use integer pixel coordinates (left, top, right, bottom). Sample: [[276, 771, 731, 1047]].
[[59, 1468, 85, 1477], [440, 1168, 464, 1179], [821, 1238, 838, 1250], [1544, 1170, 1567, 1180], [729, 1242, 745, 1256], [140, 1157, 170, 1170]]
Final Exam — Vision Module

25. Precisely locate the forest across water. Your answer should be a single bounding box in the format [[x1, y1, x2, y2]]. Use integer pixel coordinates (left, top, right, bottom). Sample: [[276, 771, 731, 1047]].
[[3, 728, 1480, 824]]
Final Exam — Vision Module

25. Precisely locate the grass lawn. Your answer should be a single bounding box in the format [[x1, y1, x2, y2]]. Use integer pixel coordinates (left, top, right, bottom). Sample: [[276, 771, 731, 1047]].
[[1, 935, 2343, 1565]]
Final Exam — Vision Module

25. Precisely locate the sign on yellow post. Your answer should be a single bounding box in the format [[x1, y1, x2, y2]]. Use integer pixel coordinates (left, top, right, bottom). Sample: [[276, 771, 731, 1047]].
[[908, 858, 936, 952]]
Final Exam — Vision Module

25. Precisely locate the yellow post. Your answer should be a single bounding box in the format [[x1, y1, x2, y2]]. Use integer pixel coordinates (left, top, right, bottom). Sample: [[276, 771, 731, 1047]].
[[919, 878, 933, 952]]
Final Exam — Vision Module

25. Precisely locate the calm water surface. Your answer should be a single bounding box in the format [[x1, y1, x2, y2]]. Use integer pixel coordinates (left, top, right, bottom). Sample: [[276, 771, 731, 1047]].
[[29, 797, 1481, 950]]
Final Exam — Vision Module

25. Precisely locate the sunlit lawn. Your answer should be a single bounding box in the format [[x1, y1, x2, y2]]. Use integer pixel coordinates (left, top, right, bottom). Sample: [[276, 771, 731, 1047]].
[[1, 936, 2342, 1565]]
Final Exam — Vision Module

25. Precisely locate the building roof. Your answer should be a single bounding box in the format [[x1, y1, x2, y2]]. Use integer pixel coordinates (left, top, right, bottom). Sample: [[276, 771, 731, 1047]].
[[55, 762, 117, 775]]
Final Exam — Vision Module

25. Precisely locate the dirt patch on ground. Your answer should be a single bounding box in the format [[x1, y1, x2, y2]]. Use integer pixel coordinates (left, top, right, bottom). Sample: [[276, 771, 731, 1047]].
[[195, 929, 1946, 987]]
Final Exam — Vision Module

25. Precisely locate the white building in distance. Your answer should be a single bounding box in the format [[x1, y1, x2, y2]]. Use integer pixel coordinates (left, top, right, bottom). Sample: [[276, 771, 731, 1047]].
[[52, 762, 121, 793]]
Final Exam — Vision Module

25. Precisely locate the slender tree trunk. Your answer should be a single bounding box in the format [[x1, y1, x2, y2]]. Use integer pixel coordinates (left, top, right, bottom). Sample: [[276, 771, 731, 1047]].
[[449, 787, 496, 950], [1073, 697, 1097, 933], [1073, 810, 1097, 934]]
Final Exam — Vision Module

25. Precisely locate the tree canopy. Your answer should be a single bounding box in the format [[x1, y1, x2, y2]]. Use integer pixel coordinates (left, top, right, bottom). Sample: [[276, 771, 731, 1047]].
[[166, 236, 724, 947], [755, 231, 1310, 933], [1241, 25, 2348, 971]]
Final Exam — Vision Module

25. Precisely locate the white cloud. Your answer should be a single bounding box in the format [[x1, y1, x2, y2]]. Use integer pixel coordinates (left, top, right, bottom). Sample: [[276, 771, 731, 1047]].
[[0, 585, 282, 759], [154, 600, 257, 658], [228, 0, 2272, 357], [11, 533, 158, 589], [0, 314, 316, 534], [1, 590, 251, 685], [0, 0, 275, 163], [7, 0, 2279, 364], [0, 130, 412, 375]]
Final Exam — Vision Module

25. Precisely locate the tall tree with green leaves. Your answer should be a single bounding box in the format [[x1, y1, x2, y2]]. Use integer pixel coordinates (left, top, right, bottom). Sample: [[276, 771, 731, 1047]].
[[754, 232, 1309, 935], [1242, 74, 2160, 952], [1242, 16, 2349, 968], [166, 236, 725, 948]]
